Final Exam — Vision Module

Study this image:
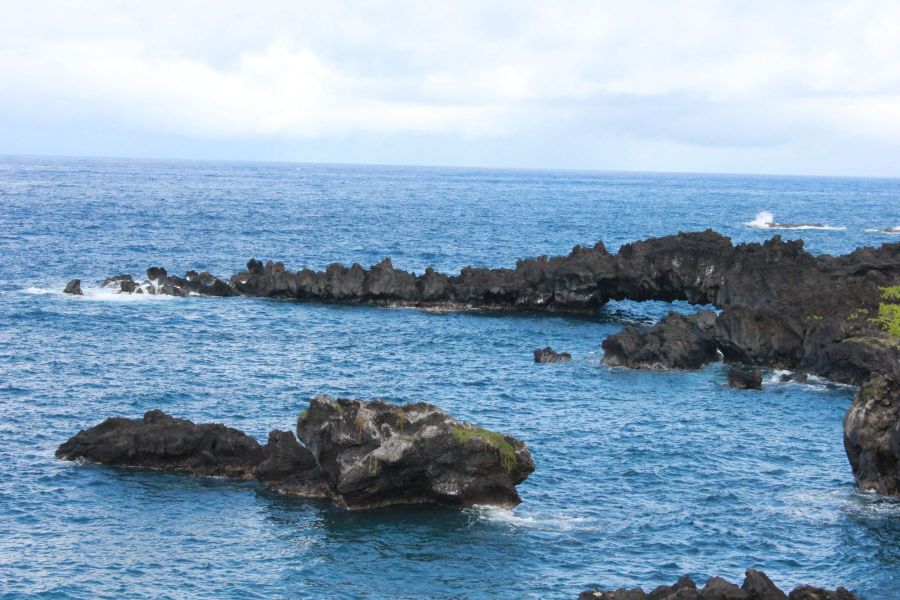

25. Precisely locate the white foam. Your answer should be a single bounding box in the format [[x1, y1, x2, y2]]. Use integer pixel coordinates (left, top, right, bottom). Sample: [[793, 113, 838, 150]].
[[20, 285, 177, 302], [864, 226, 900, 235], [746, 211, 846, 231], [470, 506, 593, 532]]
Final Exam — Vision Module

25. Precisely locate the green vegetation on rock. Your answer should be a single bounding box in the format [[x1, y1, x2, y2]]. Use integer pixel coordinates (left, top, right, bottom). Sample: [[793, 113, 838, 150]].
[[452, 426, 516, 473], [871, 286, 900, 338]]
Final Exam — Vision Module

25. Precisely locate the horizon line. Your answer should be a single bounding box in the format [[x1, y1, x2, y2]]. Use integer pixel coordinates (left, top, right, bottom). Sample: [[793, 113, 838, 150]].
[[2, 150, 900, 182]]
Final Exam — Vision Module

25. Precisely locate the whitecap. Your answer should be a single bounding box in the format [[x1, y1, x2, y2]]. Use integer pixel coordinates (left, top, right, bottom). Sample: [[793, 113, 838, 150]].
[[745, 211, 846, 231], [20, 285, 177, 302], [469, 505, 594, 532], [864, 226, 900, 235]]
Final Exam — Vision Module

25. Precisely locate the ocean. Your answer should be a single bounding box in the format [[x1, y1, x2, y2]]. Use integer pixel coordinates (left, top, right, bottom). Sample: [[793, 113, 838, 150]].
[[1, 155, 898, 598]]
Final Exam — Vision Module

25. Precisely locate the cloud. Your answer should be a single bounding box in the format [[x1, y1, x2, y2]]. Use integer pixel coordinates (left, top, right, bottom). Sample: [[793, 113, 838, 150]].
[[1, 1, 900, 174]]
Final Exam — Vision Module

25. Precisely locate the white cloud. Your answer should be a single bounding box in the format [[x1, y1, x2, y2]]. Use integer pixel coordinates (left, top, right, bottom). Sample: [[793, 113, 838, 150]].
[[1, 1, 900, 174]]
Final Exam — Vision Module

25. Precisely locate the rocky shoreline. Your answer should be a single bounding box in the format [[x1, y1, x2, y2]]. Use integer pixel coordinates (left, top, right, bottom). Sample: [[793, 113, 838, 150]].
[[579, 569, 859, 600], [66, 230, 899, 496], [57, 396, 534, 510]]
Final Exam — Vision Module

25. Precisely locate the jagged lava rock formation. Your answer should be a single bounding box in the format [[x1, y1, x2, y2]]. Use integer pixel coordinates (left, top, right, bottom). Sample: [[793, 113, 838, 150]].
[[578, 569, 859, 600], [57, 396, 534, 510], [78, 230, 900, 495]]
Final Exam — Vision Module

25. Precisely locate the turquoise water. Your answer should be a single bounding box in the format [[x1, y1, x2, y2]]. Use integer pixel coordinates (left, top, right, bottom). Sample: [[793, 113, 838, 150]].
[[1, 156, 899, 598]]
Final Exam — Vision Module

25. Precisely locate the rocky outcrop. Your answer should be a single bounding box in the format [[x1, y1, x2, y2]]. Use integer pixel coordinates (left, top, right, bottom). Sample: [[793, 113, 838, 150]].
[[843, 373, 900, 495], [57, 400, 534, 510], [578, 569, 859, 600], [602, 311, 719, 370], [63, 279, 82, 295], [81, 231, 900, 494], [534, 347, 572, 363], [55, 409, 266, 478], [297, 395, 535, 509], [728, 366, 763, 390], [87, 232, 898, 384]]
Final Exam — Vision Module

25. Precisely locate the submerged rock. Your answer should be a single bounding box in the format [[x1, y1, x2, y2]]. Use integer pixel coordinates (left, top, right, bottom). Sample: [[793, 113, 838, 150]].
[[63, 279, 83, 295], [297, 395, 535, 509], [602, 311, 719, 370], [728, 366, 763, 390], [534, 347, 572, 363], [843, 373, 900, 495], [55, 409, 266, 478], [579, 570, 858, 600], [57, 399, 534, 510]]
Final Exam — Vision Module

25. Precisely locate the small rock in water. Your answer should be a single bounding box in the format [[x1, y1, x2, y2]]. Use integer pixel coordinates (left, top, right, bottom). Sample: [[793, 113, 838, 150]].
[[63, 279, 83, 295], [728, 366, 762, 389], [779, 372, 808, 384], [534, 347, 572, 363]]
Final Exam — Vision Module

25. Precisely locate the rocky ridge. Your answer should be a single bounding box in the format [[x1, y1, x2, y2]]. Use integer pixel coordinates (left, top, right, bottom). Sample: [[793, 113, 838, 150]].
[[56, 396, 534, 510]]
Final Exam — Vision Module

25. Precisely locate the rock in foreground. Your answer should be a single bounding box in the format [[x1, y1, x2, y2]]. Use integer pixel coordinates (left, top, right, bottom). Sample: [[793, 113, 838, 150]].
[[578, 569, 859, 600], [843, 373, 900, 495], [57, 399, 534, 510], [297, 395, 535, 509], [55, 409, 267, 478], [534, 347, 572, 363]]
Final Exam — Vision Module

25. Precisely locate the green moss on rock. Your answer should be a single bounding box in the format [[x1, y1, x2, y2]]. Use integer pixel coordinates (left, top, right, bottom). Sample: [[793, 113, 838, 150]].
[[452, 426, 516, 473]]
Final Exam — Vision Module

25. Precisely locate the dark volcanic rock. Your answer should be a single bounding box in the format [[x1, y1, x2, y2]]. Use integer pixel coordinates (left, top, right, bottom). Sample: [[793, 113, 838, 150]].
[[843, 373, 900, 495], [56, 409, 266, 478], [63, 279, 83, 295], [146, 266, 168, 282], [58, 399, 534, 510], [728, 366, 763, 390], [580, 571, 857, 600], [254, 430, 331, 498], [296, 395, 535, 509], [602, 311, 719, 370], [534, 347, 572, 363], [101, 274, 134, 289]]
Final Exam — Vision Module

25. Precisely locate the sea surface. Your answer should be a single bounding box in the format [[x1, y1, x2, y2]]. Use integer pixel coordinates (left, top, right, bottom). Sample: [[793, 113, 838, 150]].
[[1, 155, 899, 599]]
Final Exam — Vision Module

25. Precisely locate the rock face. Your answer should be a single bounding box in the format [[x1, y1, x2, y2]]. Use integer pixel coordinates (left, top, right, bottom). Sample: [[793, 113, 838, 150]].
[[63, 279, 83, 295], [578, 569, 858, 600], [56, 400, 534, 510], [602, 311, 719, 370], [728, 366, 763, 390], [297, 395, 535, 509], [843, 374, 900, 495], [534, 347, 572, 363], [55, 409, 266, 478]]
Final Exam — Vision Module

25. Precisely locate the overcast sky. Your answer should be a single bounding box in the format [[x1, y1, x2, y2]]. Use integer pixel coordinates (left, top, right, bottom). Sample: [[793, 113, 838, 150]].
[[2, 1, 900, 176]]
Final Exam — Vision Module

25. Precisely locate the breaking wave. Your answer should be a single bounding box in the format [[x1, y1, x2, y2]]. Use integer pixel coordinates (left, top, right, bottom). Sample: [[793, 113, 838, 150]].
[[746, 211, 846, 231]]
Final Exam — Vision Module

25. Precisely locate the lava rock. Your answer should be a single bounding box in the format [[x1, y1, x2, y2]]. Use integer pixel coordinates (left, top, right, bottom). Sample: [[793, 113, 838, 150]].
[[580, 572, 857, 600], [63, 279, 83, 295], [146, 266, 168, 282], [101, 274, 134, 289], [534, 347, 572, 363], [778, 372, 808, 384], [56, 409, 266, 478], [296, 395, 535, 509], [254, 430, 331, 499], [843, 373, 900, 495], [602, 311, 719, 370], [728, 366, 763, 389]]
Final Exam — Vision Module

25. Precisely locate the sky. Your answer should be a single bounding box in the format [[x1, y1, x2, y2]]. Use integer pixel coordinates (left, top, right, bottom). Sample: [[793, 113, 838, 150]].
[[1, 1, 900, 176]]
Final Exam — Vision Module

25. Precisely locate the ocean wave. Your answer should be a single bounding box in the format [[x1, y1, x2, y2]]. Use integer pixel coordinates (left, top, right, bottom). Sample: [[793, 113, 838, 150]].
[[746, 211, 846, 231], [470, 506, 593, 532], [864, 226, 900, 235], [21, 285, 177, 302]]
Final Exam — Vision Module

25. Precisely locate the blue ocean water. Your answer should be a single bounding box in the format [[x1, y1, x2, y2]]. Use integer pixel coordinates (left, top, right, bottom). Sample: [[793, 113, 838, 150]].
[[1, 155, 899, 599]]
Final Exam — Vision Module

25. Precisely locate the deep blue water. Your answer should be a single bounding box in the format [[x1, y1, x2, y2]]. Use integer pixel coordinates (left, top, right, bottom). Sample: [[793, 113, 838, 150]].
[[1, 155, 899, 599]]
